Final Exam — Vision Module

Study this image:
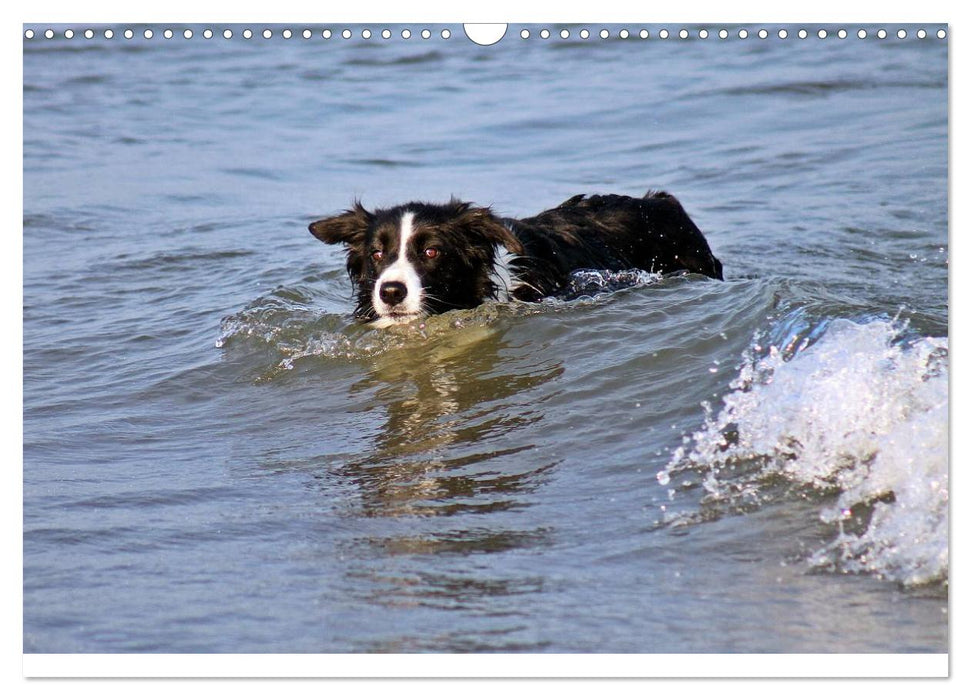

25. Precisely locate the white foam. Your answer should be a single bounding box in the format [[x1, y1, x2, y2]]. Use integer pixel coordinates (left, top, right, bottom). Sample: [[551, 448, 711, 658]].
[[565, 268, 662, 298], [660, 318, 948, 586]]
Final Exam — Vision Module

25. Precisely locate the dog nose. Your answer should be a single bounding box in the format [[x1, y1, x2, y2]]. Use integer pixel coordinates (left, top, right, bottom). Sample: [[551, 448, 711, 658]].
[[379, 281, 408, 306]]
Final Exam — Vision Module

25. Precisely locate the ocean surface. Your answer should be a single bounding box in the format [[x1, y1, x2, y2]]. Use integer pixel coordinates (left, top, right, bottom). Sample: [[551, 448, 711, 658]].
[[23, 24, 948, 654]]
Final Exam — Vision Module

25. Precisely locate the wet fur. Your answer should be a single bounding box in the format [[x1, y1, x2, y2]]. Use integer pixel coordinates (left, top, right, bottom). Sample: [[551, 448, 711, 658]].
[[309, 191, 722, 323]]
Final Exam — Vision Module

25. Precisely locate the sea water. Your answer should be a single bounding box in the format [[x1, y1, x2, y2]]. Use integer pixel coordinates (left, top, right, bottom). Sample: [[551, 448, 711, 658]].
[[23, 24, 947, 653]]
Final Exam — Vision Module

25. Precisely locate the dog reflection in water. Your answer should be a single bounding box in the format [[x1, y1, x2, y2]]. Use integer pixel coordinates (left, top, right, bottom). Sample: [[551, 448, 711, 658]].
[[341, 321, 562, 523]]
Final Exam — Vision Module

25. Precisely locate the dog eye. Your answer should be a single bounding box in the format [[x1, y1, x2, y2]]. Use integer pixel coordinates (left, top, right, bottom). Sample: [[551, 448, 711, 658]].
[[370, 250, 384, 261], [423, 247, 440, 259]]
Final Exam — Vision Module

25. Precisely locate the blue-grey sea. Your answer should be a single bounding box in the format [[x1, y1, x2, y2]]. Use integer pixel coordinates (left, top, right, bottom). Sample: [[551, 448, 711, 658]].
[[23, 24, 948, 654]]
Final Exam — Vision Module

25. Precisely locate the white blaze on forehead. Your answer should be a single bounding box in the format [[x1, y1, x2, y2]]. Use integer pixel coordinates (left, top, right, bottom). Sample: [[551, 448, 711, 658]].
[[393, 211, 416, 261], [372, 211, 423, 319]]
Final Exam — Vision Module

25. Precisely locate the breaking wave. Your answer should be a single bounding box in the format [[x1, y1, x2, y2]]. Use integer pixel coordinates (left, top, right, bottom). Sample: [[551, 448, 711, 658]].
[[659, 314, 948, 587]]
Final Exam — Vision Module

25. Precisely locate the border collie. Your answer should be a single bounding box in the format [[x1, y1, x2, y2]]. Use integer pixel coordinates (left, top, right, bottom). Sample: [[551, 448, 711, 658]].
[[309, 191, 722, 326]]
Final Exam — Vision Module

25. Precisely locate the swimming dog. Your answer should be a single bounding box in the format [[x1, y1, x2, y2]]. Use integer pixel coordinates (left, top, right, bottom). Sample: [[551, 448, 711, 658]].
[[309, 191, 722, 325]]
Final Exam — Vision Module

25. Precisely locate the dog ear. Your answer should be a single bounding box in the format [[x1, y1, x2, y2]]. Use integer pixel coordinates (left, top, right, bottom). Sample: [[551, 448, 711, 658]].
[[457, 205, 525, 255], [308, 202, 372, 245]]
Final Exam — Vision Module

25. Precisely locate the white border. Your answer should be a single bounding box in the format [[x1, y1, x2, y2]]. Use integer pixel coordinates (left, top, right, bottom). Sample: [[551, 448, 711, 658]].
[[12, 0, 961, 689], [10, 0, 965, 23], [23, 653, 949, 678]]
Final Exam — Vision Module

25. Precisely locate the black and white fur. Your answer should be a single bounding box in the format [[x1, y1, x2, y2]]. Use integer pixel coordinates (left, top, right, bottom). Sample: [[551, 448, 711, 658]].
[[309, 191, 723, 326]]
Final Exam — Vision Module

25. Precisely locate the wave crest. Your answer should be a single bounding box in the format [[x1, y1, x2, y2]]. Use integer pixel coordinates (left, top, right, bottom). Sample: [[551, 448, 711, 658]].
[[660, 315, 948, 587], [216, 269, 668, 371]]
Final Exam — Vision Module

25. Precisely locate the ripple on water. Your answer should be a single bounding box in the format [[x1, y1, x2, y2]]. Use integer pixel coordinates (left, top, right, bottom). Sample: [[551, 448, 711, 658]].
[[215, 269, 672, 373]]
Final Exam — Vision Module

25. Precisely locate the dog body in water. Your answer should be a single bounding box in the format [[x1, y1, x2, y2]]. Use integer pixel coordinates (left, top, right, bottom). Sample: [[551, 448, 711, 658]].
[[309, 191, 722, 326]]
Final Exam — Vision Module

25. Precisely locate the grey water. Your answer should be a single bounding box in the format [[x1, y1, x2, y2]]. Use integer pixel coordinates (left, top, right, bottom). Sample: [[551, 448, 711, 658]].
[[23, 24, 948, 654]]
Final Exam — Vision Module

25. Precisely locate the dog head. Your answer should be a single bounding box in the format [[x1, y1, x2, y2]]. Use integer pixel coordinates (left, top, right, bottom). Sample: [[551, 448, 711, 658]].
[[310, 199, 524, 325]]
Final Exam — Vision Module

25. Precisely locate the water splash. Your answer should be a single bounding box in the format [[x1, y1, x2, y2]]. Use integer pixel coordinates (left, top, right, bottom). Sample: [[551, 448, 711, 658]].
[[660, 315, 948, 586], [564, 268, 662, 299]]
